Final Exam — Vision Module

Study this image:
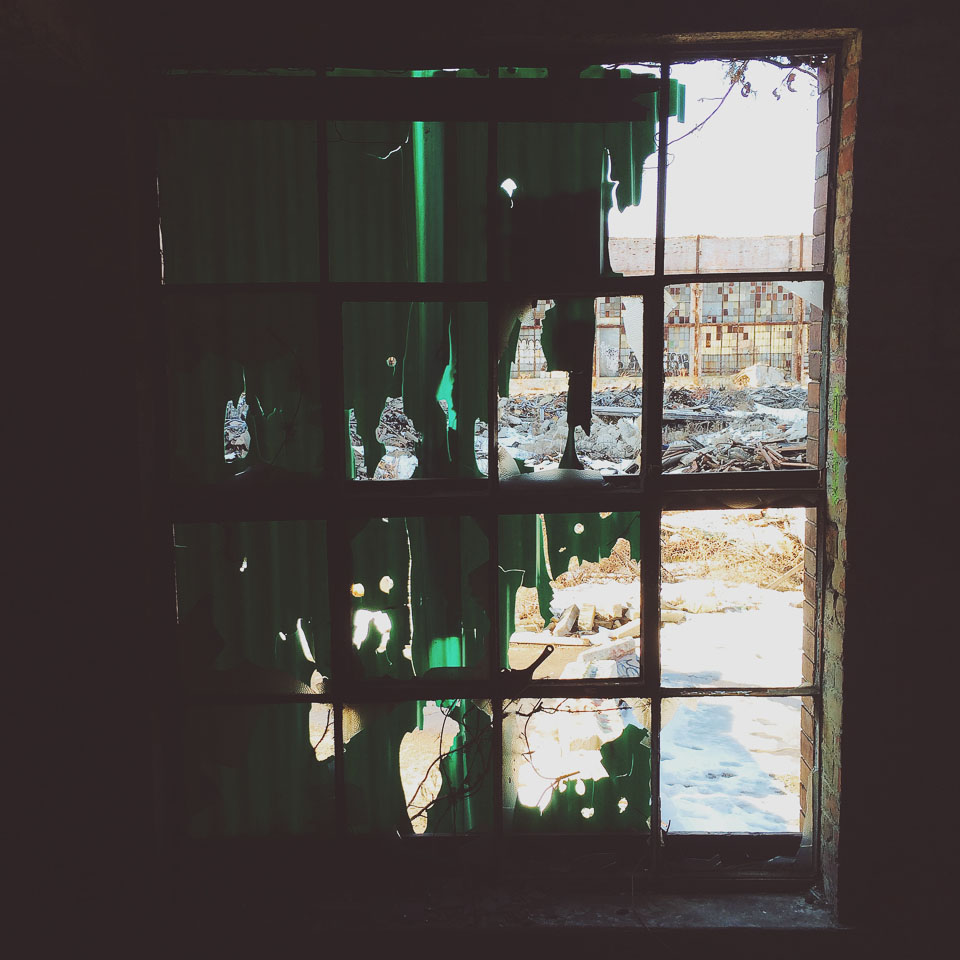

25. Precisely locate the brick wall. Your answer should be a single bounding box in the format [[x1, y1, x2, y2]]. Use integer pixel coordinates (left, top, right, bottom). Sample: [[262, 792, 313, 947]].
[[805, 36, 858, 906]]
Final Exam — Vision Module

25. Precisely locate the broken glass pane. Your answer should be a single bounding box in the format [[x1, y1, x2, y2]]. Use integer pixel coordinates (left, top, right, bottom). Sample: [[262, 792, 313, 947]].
[[500, 512, 642, 680], [344, 699, 493, 834], [504, 697, 651, 833], [661, 282, 821, 474], [498, 120, 660, 283], [348, 516, 488, 679], [166, 291, 323, 482], [158, 119, 320, 283], [328, 121, 486, 281], [183, 704, 335, 837], [175, 521, 330, 692], [660, 508, 805, 688], [498, 296, 643, 476], [664, 59, 819, 273], [499, 82, 677, 282], [344, 302, 487, 480], [661, 696, 808, 833]]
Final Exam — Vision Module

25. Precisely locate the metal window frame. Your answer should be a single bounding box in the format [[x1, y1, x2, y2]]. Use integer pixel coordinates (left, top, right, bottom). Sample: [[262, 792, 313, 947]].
[[151, 44, 839, 886]]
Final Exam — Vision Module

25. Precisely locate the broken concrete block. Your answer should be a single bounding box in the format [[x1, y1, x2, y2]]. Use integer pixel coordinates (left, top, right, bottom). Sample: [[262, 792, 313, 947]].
[[611, 602, 627, 619], [590, 660, 620, 679], [660, 609, 687, 623], [578, 634, 638, 664], [626, 604, 642, 621], [578, 603, 596, 632], [610, 619, 642, 640], [552, 604, 580, 637]]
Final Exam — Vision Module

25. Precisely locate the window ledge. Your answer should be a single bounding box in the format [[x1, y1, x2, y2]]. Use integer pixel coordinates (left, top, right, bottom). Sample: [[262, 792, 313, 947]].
[[318, 892, 844, 934]]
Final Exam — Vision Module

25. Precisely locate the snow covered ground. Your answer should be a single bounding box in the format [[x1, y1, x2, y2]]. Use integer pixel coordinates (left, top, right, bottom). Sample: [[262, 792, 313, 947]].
[[660, 694, 803, 833]]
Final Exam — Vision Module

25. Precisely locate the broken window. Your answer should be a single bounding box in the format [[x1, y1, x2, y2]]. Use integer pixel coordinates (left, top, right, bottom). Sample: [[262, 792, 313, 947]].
[[348, 515, 488, 678], [660, 509, 805, 689], [501, 512, 642, 680], [661, 696, 811, 835], [500, 296, 644, 475], [662, 283, 822, 473], [183, 703, 335, 837], [344, 302, 487, 479], [328, 121, 486, 282], [344, 699, 493, 834], [158, 47, 835, 879], [663, 59, 816, 274], [175, 520, 330, 693], [504, 698, 651, 832], [165, 291, 324, 482]]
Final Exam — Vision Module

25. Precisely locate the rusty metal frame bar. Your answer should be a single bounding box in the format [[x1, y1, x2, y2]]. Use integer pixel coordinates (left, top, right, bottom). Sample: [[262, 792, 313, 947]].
[[166, 479, 821, 522], [159, 44, 841, 870], [159, 270, 827, 300], [151, 38, 842, 78], [181, 681, 816, 707], [153, 75, 660, 121]]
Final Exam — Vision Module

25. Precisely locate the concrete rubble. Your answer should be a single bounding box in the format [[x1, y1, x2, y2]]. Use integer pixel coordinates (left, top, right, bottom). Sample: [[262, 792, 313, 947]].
[[497, 382, 811, 474], [349, 382, 810, 478]]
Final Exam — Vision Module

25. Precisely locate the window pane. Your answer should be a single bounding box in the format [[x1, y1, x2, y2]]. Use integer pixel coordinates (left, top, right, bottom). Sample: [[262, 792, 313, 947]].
[[661, 696, 809, 833], [498, 118, 662, 282], [158, 119, 320, 283], [183, 704, 334, 837], [344, 302, 487, 480], [500, 512, 642, 680], [504, 697, 651, 833], [661, 282, 821, 474], [344, 700, 493, 834], [328, 121, 486, 281], [175, 521, 330, 692], [348, 516, 489, 679], [664, 59, 818, 273], [499, 296, 643, 477], [166, 291, 323, 482], [660, 508, 804, 688]]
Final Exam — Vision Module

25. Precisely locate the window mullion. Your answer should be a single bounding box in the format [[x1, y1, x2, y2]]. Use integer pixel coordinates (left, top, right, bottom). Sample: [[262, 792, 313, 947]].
[[485, 72, 506, 841], [316, 70, 348, 834]]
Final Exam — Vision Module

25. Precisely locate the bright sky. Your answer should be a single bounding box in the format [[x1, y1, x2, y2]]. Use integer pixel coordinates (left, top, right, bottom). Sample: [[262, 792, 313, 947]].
[[608, 59, 818, 239]]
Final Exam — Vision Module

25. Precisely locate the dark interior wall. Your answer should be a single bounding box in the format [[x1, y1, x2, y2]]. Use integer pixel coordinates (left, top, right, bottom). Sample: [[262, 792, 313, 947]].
[[11, 0, 954, 949]]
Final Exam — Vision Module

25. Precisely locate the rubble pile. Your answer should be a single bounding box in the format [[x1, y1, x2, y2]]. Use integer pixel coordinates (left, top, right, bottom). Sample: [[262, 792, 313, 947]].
[[350, 382, 811, 478], [543, 598, 644, 680], [662, 429, 810, 473], [552, 536, 638, 588], [376, 397, 421, 448], [349, 399, 422, 479], [751, 384, 808, 408], [499, 381, 811, 474], [664, 385, 752, 413], [661, 512, 804, 589]]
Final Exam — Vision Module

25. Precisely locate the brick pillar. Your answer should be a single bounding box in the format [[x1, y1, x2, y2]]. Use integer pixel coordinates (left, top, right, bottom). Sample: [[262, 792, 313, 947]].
[[798, 53, 833, 841], [805, 36, 858, 912]]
